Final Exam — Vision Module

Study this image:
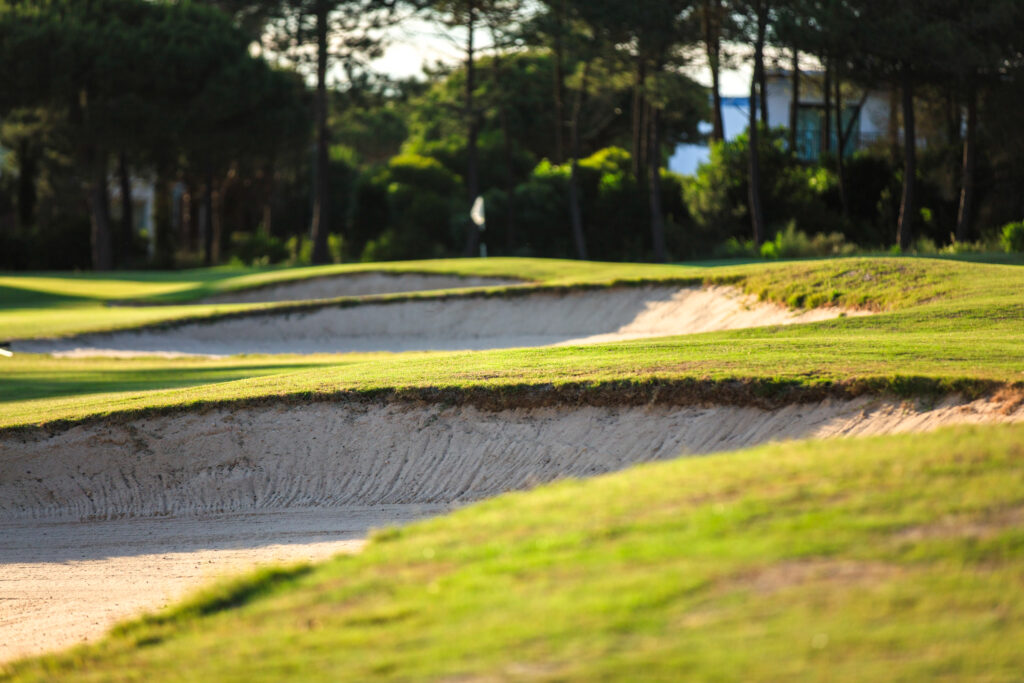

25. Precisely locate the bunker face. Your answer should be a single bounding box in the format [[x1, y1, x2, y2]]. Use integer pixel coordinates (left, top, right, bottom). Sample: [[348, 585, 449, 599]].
[[15, 286, 861, 357], [7, 398, 1024, 522], [198, 272, 524, 304], [3, 396, 1024, 661]]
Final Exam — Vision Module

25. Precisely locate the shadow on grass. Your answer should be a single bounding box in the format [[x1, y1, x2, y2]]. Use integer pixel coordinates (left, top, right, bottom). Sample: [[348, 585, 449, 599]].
[[0, 284, 101, 309], [0, 362, 336, 402]]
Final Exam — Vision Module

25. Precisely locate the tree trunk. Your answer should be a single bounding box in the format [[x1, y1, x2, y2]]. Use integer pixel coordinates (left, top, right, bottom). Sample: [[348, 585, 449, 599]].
[[310, 0, 331, 265], [463, 0, 481, 257], [568, 61, 589, 260], [632, 57, 647, 177], [748, 15, 766, 247], [956, 74, 978, 243], [822, 60, 832, 155], [834, 74, 848, 217], [183, 186, 195, 253], [493, 56, 517, 252], [648, 103, 667, 262], [551, 0, 566, 163], [87, 147, 114, 271], [897, 65, 916, 250], [888, 85, 900, 158], [16, 139, 36, 228], [260, 161, 274, 238], [203, 172, 214, 266], [117, 151, 134, 266], [568, 161, 586, 260], [757, 42, 768, 124], [153, 168, 175, 268], [704, 0, 724, 143], [211, 174, 224, 264], [789, 48, 799, 154]]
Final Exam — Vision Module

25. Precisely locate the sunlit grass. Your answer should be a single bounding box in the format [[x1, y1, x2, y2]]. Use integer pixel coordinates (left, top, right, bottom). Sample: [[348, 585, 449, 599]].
[[2, 257, 1023, 431], [4, 256, 1023, 340]]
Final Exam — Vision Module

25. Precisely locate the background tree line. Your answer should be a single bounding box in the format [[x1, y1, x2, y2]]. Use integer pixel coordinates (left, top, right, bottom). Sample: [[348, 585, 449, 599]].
[[2, 0, 1024, 270]]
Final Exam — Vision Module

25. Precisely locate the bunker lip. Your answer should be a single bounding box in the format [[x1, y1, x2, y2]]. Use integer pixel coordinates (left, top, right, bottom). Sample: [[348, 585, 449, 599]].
[[111, 271, 528, 307], [3, 376, 1018, 440], [22, 280, 707, 342], [12, 284, 865, 357]]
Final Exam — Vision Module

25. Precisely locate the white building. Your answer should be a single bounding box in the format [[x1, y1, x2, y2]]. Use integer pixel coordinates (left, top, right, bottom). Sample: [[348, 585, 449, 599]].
[[670, 70, 895, 175]]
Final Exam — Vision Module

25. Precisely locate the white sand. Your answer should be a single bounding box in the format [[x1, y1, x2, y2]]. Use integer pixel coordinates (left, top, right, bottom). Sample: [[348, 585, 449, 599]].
[[199, 272, 523, 304], [2, 395, 1023, 661], [0, 505, 448, 663], [15, 285, 865, 358]]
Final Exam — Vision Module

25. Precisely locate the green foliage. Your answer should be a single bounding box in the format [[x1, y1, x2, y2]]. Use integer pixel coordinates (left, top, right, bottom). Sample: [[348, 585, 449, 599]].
[[405, 52, 559, 166], [1000, 221, 1024, 252], [386, 154, 459, 195], [0, 0, 310, 270], [350, 154, 463, 261], [684, 127, 832, 251], [512, 147, 690, 260], [284, 234, 344, 266], [759, 223, 858, 260], [229, 232, 289, 267]]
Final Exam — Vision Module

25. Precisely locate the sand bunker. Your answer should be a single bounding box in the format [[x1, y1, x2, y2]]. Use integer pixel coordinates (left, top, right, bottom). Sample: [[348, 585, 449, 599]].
[[5, 397, 1023, 522], [3, 395, 1023, 661], [0, 505, 448, 663], [200, 272, 523, 304], [15, 285, 863, 357]]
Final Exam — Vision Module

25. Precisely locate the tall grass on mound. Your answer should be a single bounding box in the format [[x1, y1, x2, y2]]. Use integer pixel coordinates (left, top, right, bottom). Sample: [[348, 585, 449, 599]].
[[7, 423, 1024, 681]]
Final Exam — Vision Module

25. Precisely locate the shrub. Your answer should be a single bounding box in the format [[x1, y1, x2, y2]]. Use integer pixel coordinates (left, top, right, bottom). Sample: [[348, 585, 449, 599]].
[[284, 233, 343, 265], [683, 126, 832, 253], [228, 231, 289, 266], [939, 236, 1001, 254], [386, 154, 459, 195], [511, 147, 685, 260], [350, 155, 462, 261], [1001, 221, 1024, 252], [759, 222, 857, 259]]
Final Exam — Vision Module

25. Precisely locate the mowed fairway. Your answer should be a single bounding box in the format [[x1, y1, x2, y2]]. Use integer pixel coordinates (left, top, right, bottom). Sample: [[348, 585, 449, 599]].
[[2, 255, 1024, 679], [2, 255, 1024, 430]]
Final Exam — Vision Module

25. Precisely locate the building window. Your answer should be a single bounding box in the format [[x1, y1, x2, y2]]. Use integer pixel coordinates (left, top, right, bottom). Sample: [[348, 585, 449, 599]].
[[795, 104, 860, 162]]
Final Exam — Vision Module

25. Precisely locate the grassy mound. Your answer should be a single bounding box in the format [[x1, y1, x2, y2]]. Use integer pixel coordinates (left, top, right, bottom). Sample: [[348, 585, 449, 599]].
[[7, 423, 1024, 680], [4, 256, 1021, 340], [2, 256, 1022, 431]]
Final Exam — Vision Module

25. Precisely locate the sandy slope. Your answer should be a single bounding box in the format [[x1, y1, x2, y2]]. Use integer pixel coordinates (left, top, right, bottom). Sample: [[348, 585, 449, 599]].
[[0, 506, 449, 663], [3, 395, 1024, 662], [199, 272, 523, 304], [15, 285, 862, 357], [5, 398, 1023, 522]]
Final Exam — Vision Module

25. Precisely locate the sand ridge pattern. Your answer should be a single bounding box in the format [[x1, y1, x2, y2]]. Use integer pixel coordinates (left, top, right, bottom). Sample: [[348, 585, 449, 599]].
[[15, 285, 864, 357], [3, 396, 1024, 662], [5, 396, 1023, 522]]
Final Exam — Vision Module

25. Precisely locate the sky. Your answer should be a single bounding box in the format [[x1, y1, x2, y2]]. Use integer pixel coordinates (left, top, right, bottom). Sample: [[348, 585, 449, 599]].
[[370, 20, 757, 176], [372, 19, 755, 96]]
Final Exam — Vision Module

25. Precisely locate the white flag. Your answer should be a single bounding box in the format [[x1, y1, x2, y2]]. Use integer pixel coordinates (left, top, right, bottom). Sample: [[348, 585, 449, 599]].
[[470, 195, 486, 228]]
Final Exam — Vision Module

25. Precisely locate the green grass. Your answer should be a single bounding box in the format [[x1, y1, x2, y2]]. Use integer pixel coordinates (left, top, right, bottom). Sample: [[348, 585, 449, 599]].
[[5, 255, 1021, 340], [6, 423, 1024, 681], [2, 256, 1023, 431], [3, 257, 1023, 678]]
